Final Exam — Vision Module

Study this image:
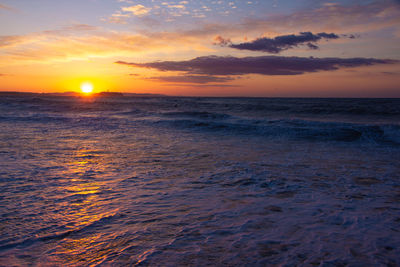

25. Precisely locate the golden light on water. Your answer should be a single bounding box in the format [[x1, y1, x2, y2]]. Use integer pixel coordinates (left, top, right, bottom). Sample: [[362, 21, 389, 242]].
[[81, 82, 94, 94]]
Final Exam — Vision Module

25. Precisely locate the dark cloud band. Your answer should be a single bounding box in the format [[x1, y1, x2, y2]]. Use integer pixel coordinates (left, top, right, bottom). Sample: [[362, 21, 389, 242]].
[[215, 32, 339, 53], [116, 55, 395, 76]]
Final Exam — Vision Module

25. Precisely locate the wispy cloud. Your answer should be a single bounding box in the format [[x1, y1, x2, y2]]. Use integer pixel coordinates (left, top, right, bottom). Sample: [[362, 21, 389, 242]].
[[215, 32, 339, 53], [0, 35, 28, 49], [116, 55, 396, 76], [0, 26, 155, 63], [0, 24, 211, 65], [103, 13, 130, 24], [0, 24, 97, 49], [0, 3, 14, 11], [240, 0, 400, 34]]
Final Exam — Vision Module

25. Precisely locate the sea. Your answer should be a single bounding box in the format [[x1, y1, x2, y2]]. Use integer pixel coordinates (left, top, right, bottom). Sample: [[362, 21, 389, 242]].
[[0, 93, 399, 266]]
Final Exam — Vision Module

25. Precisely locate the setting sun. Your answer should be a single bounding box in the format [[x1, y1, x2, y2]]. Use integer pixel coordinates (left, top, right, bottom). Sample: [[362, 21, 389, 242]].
[[80, 82, 93, 94]]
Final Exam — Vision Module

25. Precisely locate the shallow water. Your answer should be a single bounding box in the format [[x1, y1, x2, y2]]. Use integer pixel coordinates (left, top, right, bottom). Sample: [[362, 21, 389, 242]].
[[0, 94, 399, 266]]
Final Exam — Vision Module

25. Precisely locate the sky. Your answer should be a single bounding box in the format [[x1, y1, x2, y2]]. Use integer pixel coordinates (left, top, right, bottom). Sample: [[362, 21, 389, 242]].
[[0, 0, 399, 97]]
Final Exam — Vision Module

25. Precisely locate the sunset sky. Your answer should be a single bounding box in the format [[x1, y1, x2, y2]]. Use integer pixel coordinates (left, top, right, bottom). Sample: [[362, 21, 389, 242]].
[[0, 0, 399, 96]]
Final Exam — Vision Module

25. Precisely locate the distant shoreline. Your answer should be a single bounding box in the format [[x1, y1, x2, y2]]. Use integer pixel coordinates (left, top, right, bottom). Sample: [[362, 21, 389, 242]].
[[0, 91, 399, 99], [0, 91, 167, 98]]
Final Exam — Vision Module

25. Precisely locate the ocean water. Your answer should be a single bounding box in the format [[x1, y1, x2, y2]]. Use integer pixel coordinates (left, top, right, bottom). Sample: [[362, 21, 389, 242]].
[[0, 94, 399, 266]]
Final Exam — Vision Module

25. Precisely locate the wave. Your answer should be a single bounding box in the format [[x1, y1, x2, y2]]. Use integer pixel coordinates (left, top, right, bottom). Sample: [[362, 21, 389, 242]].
[[2, 96, 400, 117], [0, 114, 72, 123], [0, 212, 123, 252], [161, 111, 231, 120], [0, 95, 134, 114], [1, 95, 399, 144], [154, 117, 400, 144], [215, 98, 400, 117]]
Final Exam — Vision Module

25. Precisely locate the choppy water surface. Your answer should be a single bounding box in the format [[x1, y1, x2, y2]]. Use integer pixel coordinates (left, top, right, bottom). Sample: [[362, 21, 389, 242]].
[[0, 94, 399, 266]]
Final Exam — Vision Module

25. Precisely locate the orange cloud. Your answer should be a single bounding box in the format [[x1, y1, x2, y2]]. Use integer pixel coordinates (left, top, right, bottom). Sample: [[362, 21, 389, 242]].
[[122, 5, 151, 16], [0, 24, 215, 66], [0, 4, 13, 11]]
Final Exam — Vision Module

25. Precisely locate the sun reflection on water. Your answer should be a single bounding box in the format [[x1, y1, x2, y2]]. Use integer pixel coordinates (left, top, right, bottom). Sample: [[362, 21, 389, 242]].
[[47, 143, 123, 264]]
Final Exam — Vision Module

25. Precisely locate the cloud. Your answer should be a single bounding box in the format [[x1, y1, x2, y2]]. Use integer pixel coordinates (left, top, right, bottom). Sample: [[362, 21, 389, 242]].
[[0, 24, 98, 49], [116, 55, 396, 76], [0, 26, 174, 64], [105, 1, 399, 55], [103, 1, 399, 46], [0, 35, 28, 48], [108, 1, 399, 42], [241, 0, 400, 34], [0, 23, 216, 66], [105, 4, 152, 24], [215, 32, 339, 53], [103, 13, 130, 24], [148, 75, 235, 84], [164, 4, 185, 9], [213, 35, 232, 46], [0, 4, 13, 11], [62, 24, 98, 32], [3, 1, 399, 67], [40, 24, 97, 36], [162, 83, 241, 88], [122, 5, 151, 16]]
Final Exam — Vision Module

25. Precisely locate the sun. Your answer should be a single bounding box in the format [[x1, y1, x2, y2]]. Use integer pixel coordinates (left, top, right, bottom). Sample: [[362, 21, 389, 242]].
[[80, 82, 93, 94]]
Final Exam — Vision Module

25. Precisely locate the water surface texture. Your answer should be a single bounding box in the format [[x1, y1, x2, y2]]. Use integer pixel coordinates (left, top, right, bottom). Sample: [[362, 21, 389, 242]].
[[0, 95, 399, 266]]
